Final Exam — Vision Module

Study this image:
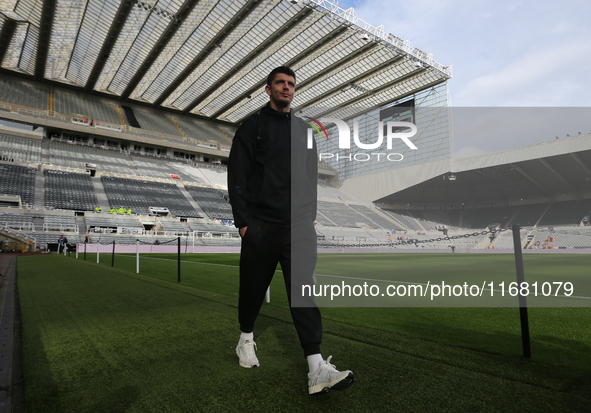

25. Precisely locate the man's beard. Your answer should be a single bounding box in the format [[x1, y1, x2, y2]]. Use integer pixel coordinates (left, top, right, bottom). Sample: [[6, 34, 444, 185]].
[[273, 95, 291, 110]]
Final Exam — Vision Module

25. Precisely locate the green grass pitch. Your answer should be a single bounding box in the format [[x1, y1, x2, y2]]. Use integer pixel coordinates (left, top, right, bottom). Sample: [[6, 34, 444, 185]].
[[16, 253, 591, 412]]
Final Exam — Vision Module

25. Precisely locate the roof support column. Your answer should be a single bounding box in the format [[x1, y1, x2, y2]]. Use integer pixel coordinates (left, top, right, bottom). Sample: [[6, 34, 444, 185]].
[[0, 18, 17, 64], [35, 0, 58, 80]]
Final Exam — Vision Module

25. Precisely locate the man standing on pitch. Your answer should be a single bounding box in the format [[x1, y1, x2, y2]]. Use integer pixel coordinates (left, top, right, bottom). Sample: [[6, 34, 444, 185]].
[[227, 66, 354, 395]]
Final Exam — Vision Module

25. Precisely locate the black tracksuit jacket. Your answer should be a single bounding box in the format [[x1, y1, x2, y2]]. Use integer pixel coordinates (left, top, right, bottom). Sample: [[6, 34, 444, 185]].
[[227, 103, 318, 229]]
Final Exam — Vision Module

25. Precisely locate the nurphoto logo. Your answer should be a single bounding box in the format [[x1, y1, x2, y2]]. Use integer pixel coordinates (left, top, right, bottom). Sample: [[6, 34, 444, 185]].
[[303, 117, 418, 162]]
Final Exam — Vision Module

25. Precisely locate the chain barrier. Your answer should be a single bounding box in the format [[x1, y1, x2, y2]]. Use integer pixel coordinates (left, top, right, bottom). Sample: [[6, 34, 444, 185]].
[[83, 224, 589, 249], [319, 226, 515, 248], [95, 239, 113, 246], [135, 237, 180, 246]]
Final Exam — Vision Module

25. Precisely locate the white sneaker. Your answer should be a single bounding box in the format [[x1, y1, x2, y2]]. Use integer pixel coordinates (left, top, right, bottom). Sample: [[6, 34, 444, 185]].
[[308, 356, 354, 395], [236, 339, 260, 368]]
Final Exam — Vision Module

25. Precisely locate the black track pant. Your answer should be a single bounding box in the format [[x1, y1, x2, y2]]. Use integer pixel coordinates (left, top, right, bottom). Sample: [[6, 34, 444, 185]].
[[238, 216, 322, 357]]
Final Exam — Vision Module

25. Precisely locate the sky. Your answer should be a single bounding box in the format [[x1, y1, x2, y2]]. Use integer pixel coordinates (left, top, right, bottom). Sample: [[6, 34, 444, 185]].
[[336, 0, 591, 157]]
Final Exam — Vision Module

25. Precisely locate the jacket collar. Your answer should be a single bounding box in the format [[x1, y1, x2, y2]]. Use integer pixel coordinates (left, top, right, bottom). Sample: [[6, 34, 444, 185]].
[[260, 102, 292, 119]]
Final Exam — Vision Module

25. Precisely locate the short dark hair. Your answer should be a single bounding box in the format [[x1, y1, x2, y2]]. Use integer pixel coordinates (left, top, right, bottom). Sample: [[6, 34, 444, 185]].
[[266, 66, 296, 86]]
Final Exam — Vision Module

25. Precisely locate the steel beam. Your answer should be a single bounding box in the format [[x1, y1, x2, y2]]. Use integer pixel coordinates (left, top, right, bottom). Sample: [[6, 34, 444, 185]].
[[119, 0, 200, 100], [0, 18, 17, 64], [180, 6, 313, 114], [151, 0, 264, 107], [210, 25, 352, 119], [35, 0, 58, 80], [84, 0, 136, 92], [512, 164, 553, 197]]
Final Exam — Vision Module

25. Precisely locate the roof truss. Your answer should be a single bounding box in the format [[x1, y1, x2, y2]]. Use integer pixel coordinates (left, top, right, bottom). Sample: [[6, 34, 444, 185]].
[[34, 0, 57, 80], [0, 0, 451, 125], [151, 0, 265, 108]]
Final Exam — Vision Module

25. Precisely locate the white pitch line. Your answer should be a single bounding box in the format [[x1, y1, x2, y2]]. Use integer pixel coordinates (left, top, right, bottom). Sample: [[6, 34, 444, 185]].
[[126, 255, 284, 273], [122, 255, 240, 269]]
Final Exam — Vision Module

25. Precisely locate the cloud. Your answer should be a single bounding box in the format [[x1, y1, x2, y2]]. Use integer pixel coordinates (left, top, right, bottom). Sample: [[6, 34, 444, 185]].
[[453, 40, 591, 106], [450, 107, 591, 152], [453, 145, 487, 159], [337, 0, 591, 107]]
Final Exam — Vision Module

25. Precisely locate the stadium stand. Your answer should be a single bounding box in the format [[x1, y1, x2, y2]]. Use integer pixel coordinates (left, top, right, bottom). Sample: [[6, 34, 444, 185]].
[[218, 126, 237, 142], [187, 220, 238, 235], [413, 215, 439, 231], [0, 78, 48, 110], [200, 237, 241, 246], [129, 108, 182, 137], [174, 118, 230, 147], [44, 170, 99, 211], [101, 176, 201, 218], [379, 209, 422, 230], [158, 218, 192, 234], [347, 204, 402, 230], [0, 213, 35, 231], [54, 92, 121, 124], [199, 166, 227, 186], [546, 228, 591, 248], [185, 186, 232, 220], [87, 234, 179, 245], [316, 227, 377, 242], [126, 156, 203, 183], [0, 134, 42, 163], [18, 232, 70, 250], [315, 211, 337, 227], [1, 0, 590, 260], [42, 214, 78, 232], [378, 204, 577, 233], [2, 81, 591, 253], [0, 163, 36, 206], [49, 141, 135, 174], [168, 162, 206, 184], [84, 215, 144, 233], [79, 234, 206, 247], [1, 123, 589, 253], [317, 201, 368, 228], [132, 156, 179, 179], [491, 230, 520, 249]]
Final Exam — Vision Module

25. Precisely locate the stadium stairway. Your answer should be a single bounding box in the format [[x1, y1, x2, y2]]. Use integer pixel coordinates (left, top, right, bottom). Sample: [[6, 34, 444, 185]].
[[40, 138, 50, 164], [317, 210, 338, 226], [31, 217, 43, 231], [346, 205, 379, 228], [474, 235, 493, 250], [33, 168, 44, 208], [91, 176, 110, 211], [371, 206, 402, 228], [126, 153, 140, 175], [175, 181, 206, 217], [75, 216, 85, 239], [191, 167, 210, 185]]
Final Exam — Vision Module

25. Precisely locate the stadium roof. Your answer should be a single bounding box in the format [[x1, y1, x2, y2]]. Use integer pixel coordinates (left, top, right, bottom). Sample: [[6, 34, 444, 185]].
[[339, 134, 591, 206], [0, 0, 451, 124]]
